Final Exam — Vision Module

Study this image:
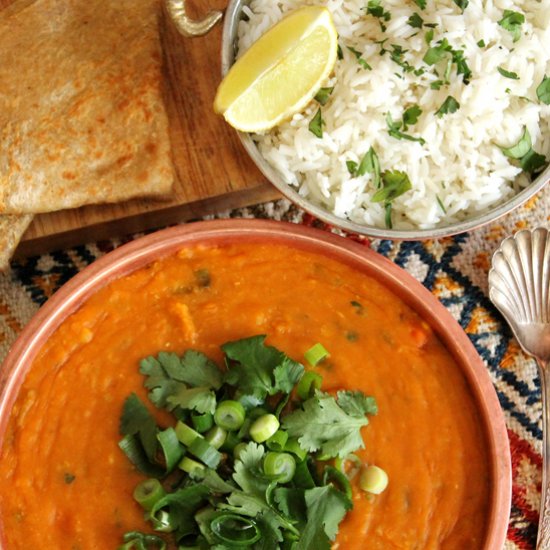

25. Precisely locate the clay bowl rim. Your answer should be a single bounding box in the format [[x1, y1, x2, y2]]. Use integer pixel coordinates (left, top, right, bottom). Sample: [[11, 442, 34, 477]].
[[0, 219, 511, 547]]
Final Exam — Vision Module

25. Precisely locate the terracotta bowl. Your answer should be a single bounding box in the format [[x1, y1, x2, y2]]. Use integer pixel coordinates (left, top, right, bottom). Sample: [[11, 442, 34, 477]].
[[0, 219, 511, 546]]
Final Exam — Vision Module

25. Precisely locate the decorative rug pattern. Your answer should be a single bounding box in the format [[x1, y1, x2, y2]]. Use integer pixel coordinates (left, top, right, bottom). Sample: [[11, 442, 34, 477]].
[[1, 186, 550, 549]]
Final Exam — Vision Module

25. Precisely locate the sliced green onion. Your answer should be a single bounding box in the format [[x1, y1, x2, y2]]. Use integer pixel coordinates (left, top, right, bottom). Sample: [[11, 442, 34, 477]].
[[284, 438, 307, 462], [179, 456, 206, 476], [205, 426, 227, 449], [220, 430, 240, 452], [304, 343, 329, 365], [266, 430, 288, 452], [157, 427, 184, 473], [118, 435, 163, 478], [296, 371, 323, 400], [263, 452, 296, 483], [132, 479, 166, 511], [214, 400, 246, 431], [233, 442, 249, 461], [249, 414, 280, 443], [360, 465, 389, 494], [292, 458, 316, 489], [191, 412, 214, 433], [334, 453, 362, 480], [120, 531, 167, 550], [175, 421, 201, 447], [210, 513, 261, 546], [150, 509, 175, 533], [188, 437, 222, 469], [323, 465, 352, 500]]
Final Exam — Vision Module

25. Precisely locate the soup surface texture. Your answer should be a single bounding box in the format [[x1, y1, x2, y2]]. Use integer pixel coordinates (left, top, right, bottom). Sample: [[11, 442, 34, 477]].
[[0, 242, 490, 549]]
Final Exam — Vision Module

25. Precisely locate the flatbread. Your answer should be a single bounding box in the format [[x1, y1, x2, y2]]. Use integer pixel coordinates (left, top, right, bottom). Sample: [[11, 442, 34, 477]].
[[0, 0, 173, 214], [0, 215, 32, 270]]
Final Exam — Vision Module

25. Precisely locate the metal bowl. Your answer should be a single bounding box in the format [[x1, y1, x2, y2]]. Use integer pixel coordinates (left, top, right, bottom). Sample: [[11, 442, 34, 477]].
[[167, 0, 550, 240]]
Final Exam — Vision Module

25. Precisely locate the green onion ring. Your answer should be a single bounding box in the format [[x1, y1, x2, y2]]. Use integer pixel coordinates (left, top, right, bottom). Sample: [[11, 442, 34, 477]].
[[296, 371, 323, 400], [210, 513, 261, 546], [214, 400, 246, 431], [323, 465, 353, 500]]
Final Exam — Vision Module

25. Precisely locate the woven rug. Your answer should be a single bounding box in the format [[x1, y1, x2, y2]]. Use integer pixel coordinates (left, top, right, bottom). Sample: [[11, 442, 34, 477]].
[[1, 186, 549, 549]]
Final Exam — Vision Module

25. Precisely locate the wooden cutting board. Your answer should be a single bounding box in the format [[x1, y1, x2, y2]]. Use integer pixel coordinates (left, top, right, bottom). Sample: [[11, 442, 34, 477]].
[[1, 0, 281, 258]]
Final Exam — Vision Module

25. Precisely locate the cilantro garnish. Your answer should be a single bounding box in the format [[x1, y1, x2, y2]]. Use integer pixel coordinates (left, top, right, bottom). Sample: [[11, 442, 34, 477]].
[[407, 12, 423, 28], [370, 170, 413, 228], [364, 0, 391, 31], [425, 28, 434, 45], [436, 194, 447, 213], [452, 0, 468, 12], [337, 43, 343, 60], [402, 105, 423, 129], [118, 336, 381, 548], [477, 39, 486, 48], [423, 38, 471, 84], [314, 87, 334, 106], [430, 79, 443, 90], [413, 0, 427, 9], [347, 46, 372, 70], [388, 44, 415, 73], [498, 10, 524, 42], [435, 95, 460, 117], [346, 147, 381, 187], [308, 108, 324, 138], [499, 127, 548, 176], [536, 75, 550, 104], [386, 112, 426, 144], [497, 67, 519, 80]]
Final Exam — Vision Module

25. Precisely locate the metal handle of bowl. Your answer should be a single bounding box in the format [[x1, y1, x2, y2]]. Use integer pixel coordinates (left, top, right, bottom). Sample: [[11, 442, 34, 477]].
[[165, 0, 223, 37]]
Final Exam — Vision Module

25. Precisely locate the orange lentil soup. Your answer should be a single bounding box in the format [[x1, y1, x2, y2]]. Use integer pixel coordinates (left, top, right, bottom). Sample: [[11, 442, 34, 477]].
[[0, 242, 490, 549]]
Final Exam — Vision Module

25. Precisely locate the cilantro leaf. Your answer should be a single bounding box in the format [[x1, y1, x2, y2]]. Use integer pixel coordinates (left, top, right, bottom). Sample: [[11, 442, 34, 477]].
[[425, 29, 434, 45], [371, 170, 412, 204], [273, 487, 307, 523], [346, 160, 359, 176], [347, 46, 372, 70], [498, 10, 524, 42], [232, 442, 270, 497], [119, 393, 158, 462], [314, 87, 334, 106], [357, 147, 381, 186], [423, 38, 451, 65], [451, 48, 471, 84], [500, 127, 532, 159], [297, 486, 352, 549], [477, 39, 486, 48], [179, 350, 223, 389], [499, 127, 548, 176], [407, 12, 423, 28], [435, 95, 460, 117], [521, 149, 547, 175], [386, 112, 426, 144], [223, 335, 305, 400], [309, 108, 324, 138], [166, 386, 217, 414], [497, 67, 519, 80], [364, 0, 391, 30], [282, 392, 370, 458], [140, 355, 185, 408], [537, 75, 550, 104], [402, 105, 422, 129], [430, 79, 443, 90], [337, 390, 378, 417], [452, 0, 468, 12], [413, 0, 426, 9]]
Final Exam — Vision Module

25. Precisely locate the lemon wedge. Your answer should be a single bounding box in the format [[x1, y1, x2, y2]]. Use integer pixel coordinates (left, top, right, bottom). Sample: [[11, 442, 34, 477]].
[[214, 6, 338, 133]]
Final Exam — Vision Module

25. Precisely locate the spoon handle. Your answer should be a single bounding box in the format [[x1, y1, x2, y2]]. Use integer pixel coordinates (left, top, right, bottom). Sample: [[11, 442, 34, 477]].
[[537, 362, 550, 550]]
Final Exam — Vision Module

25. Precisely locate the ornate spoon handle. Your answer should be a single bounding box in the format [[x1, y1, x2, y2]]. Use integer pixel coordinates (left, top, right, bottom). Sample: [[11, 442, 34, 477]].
[[538, 362, 550, 550]]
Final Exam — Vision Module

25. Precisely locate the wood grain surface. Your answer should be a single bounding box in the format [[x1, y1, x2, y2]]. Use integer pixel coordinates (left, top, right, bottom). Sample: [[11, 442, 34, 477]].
[[1, 0, 281, 257]]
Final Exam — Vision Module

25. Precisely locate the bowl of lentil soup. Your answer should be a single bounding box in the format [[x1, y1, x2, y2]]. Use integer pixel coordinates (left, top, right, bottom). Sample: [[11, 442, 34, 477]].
[[0, 219, 510, 548]]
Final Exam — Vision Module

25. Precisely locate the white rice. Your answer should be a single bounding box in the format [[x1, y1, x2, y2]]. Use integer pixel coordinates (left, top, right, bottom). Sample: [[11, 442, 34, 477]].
[[237, 0, 550, 229]]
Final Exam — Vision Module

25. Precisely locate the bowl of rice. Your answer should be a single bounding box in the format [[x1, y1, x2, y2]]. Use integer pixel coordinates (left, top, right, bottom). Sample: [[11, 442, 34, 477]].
[[220, 0, 550, 238]]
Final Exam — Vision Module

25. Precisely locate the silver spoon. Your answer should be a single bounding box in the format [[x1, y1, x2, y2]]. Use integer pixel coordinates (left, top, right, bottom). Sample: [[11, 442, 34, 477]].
[[489, 227, 550, 549]]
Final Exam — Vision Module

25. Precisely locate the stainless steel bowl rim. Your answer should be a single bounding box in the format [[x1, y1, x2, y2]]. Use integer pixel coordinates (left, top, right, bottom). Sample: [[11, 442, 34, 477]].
[[220, 0, 550, 240]]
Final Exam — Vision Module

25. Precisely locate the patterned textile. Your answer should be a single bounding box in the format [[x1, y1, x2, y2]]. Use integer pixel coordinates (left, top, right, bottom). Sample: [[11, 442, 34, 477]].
[[1, 187, 549, 549]]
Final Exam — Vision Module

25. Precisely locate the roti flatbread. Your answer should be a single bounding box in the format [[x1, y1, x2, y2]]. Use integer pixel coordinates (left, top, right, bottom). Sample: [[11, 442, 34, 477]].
[[0, 215, 32, 270], [0, 0, 173, 214]]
